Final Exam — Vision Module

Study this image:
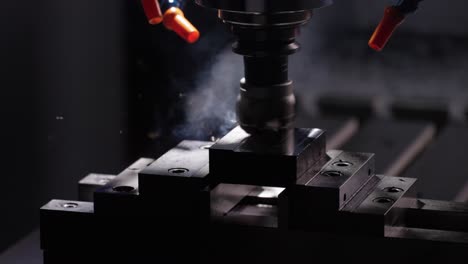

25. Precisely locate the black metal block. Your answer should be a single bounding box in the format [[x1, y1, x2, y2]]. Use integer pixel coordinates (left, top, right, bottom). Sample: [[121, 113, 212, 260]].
[[212, 184, 283, 228], [281, 150, 374, 232], [342, 175, 417, 236], [297, 150, 375, 210], [283, 172, 416, 237], [139, 140, 211, 195], [93, 158, 153, 215], [138, 140, 211, 224], [209, 126, 326, 187], [40, 200, 95, 250], [78, 173, 116, 202], [394, 198, 468, 233]]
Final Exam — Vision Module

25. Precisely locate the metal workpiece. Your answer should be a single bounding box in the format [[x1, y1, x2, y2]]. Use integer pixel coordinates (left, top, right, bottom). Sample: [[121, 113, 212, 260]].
[[95, 142, 212, 231], [139, 140, 211, 195], [138, 140, 212, 222], [39, 195, 468, 263], [210, 184, 258, 217], [39, 131, 468, 263], [209, 126, 327, 187], [93, 142, 212, 222], [307, 151, 376, 209], [393, 198, 468, 233], [343, 175, 417, 236], [40, 201, 200, 264], [99, 157, 154, 196], [40, 200, 95, 250], [281, 151, 420, 237], [211, 184, 283, 228], [354, 176, 417, 216], [93, 158, 154, 215], [280, 151, 372, 230], [78, 173, 116, 202], [286, 151, 376, 211]]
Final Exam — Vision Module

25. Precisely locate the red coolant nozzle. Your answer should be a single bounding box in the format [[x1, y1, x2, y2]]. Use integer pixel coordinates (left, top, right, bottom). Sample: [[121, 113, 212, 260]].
[[141, 0, 163, 25], [163, 7, 200, 44], [369, 6, 406, 51]]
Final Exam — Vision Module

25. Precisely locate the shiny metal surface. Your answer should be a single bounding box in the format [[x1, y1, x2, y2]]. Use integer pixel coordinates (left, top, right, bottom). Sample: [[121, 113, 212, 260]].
[[209, 126, 327, 187]]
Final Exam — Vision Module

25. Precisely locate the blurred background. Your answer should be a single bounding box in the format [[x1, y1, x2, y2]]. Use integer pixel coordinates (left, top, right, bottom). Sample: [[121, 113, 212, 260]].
[[1, 0, 468, 262]]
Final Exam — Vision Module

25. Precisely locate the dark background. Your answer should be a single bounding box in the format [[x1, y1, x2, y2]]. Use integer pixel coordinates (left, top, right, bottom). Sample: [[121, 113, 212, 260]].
[[1, 0, 468, 259]]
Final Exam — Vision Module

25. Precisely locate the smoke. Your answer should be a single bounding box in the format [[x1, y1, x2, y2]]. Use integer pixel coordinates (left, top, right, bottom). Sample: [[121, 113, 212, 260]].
[[173, 47, 242, 140], [173, 10, 468, 141]]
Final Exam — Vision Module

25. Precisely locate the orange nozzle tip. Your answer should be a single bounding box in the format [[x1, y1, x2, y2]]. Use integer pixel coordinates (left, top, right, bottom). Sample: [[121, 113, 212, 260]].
[[368, 41, 383, 52], [187, 31, 200, 43], [163, 7, 200, 44], [149, 17, 163, 25], [141, 0, 163, 25], [368, 6, 405, 51]]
